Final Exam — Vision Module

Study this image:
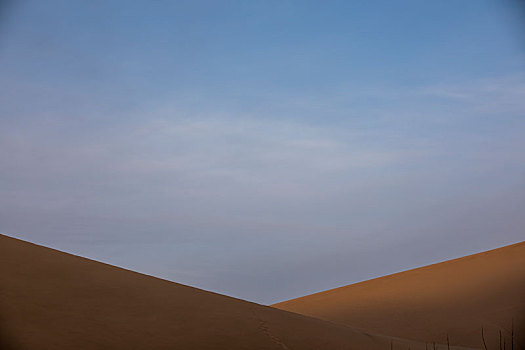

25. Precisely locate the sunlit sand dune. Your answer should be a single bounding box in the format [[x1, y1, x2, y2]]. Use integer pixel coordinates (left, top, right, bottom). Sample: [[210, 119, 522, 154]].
[[274, 242, 525, 349], [0, 234, 473, 350]]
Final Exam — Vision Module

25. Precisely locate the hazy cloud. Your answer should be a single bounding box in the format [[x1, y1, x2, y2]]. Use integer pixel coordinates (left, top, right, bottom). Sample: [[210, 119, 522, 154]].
[[1, 1, 524, 303]]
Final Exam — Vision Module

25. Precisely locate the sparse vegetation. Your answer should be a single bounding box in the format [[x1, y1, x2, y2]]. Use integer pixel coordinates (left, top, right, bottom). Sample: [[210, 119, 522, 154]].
[[392, 326, 521, 350], [479, 325, 519, 350]]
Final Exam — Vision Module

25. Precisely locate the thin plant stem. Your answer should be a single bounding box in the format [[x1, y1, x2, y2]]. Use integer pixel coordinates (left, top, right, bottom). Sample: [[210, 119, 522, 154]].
[[481, 327, 488, 350]]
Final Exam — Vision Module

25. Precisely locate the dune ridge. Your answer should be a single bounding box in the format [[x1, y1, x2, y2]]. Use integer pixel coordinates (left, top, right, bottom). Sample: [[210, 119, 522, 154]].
[[0, 234, 472, 350], [273, 241, 525, 349]]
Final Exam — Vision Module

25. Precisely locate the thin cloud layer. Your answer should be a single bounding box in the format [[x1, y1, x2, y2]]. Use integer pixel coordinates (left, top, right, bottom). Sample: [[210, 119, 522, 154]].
[[2, 76, 524, 302]]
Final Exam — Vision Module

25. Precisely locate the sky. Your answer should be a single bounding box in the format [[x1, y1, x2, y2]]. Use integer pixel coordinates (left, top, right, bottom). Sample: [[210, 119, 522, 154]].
[[0, 0, 524, 304]]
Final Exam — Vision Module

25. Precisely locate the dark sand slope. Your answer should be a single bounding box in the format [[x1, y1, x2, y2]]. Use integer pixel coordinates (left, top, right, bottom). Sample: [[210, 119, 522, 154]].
[[274, 242, 525, 349], [0, 234, 472, 350]]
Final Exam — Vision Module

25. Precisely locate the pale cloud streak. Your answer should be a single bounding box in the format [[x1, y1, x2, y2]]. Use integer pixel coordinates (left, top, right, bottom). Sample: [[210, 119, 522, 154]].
[[1, 73, 524, 303]]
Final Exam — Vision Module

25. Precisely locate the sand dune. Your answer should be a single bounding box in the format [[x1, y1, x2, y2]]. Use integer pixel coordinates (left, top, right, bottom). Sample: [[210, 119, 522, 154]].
[[0, 234, 471, 350], [273, 242, 525, 349]]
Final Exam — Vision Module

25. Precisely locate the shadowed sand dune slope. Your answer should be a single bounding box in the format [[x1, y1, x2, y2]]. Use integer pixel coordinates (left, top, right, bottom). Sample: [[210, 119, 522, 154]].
[[0, 234, 473, 350], [273, 242, 525, 349]]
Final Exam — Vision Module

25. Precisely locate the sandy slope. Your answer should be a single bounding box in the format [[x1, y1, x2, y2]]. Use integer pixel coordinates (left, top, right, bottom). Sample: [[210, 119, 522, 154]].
[[274, 242, 525, 349], [0, 234, 472, 350]]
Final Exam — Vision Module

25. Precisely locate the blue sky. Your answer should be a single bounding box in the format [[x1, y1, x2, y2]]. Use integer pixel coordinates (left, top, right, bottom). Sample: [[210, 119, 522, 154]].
[[1, 0, 524, 304]]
